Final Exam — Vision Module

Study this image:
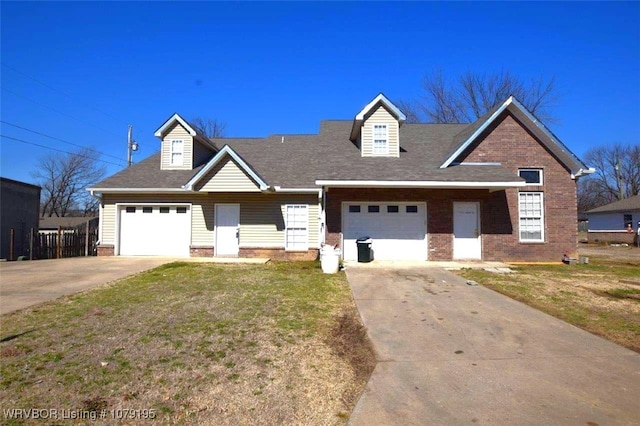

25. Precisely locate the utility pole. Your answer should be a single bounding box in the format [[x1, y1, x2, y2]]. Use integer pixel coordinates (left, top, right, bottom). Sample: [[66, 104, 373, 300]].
[[127, 125, 138, 167]]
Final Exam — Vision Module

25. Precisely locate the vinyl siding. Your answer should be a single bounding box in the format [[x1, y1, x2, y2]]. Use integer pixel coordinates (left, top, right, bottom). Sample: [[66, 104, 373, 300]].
[[161, 123, 193, 170], [100, 193, 320, 249], [361, 106, 400, 157], [196, 157, 261, 192], [193, 140, 215, 168]]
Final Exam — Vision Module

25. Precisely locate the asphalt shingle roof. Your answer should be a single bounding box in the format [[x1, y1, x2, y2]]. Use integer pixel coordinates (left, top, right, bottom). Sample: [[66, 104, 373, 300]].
[[91, 118, 524, 190], [585, 195, 640, 214]]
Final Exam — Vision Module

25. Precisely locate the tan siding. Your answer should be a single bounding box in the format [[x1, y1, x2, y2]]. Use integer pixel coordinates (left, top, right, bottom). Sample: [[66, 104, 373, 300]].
[[193, 140, 214, 168], [101, 203, 116, 244], [161, 123, 193, 170], [361, 106, 400, 157], [196, 157, 261, 192], [99, 193, 320, 251]]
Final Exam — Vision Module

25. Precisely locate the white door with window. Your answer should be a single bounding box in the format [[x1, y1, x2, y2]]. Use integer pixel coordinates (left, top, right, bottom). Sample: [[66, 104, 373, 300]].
[[215, 204, 240, 256], [453, 202, 481, 259], [342, 202, 427, 261], [119, 205, 190, 256]]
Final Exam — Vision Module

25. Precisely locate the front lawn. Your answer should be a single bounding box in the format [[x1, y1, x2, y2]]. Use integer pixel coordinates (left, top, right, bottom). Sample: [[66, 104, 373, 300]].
[[456, 257, 640, 352], [0, 262, 374, 424]]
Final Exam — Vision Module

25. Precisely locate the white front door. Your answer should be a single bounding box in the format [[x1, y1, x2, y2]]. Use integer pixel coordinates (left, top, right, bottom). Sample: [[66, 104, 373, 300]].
[[215, 204, 240, 256], [453, 202, 481, 259]]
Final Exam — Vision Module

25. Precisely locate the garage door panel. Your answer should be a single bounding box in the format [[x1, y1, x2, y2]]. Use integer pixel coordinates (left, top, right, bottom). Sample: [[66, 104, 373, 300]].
[[119, 205, 190, 256], [342, 203, 427, 261]]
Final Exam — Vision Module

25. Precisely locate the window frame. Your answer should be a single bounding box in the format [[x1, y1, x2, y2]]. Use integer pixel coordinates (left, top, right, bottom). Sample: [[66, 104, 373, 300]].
[[170, 139, 184, 166], [373, 124, 388, 155], [285, 204, 309, 251], [518, 192, 545, 242], [518, 168, 543, 186]]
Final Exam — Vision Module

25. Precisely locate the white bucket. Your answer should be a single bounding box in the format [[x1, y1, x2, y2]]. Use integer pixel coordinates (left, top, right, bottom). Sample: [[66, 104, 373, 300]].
[[320, 245, 340, 274]]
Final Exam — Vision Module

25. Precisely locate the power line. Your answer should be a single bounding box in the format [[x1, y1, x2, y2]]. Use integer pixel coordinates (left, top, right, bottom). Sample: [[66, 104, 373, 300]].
[[2, 63, 155, 138], [2, 62, 122, 122], [1, 120, 127, 163], [0, 134, 127, 167], [2, 87, 124, 140]]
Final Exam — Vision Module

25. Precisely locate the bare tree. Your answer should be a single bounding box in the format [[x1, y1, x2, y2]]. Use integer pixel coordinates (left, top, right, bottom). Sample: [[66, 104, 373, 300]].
[[401, 70, 559, 124], [32, 148, 106, 217], [190, 117, 226, 138], [578, 143, 640, 212]]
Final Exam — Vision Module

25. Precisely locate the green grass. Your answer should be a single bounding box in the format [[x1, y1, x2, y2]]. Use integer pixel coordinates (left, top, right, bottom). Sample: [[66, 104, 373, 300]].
[[456, 259, 640, 352], [0, 261, 374, 424]]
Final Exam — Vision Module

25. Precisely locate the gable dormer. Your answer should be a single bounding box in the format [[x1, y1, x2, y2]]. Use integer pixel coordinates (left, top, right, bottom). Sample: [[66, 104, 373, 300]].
[[154, 113, 216, 170], [350, 93, 406, 158]]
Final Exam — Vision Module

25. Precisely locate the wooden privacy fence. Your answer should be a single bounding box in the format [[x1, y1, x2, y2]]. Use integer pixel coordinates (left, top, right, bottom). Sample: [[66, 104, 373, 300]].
[[5, 221, 98, 260]]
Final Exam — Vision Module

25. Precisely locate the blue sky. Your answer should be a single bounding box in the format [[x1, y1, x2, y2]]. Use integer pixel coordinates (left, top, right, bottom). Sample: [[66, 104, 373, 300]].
[[1, 1, 639, 185]]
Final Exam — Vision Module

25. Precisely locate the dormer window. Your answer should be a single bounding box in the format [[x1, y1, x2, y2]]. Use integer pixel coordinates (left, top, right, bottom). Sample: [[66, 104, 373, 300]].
[[170, 139, 184, 166], [373, 124, 388, 155]]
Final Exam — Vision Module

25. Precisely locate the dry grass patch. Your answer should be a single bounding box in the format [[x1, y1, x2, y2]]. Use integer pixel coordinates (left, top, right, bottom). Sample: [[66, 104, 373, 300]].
[[0, 262, 374, 424], [455, 255, 640, 352]]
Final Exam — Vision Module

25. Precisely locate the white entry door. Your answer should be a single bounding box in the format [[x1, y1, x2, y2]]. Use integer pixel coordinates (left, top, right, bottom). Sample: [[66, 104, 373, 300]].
[[453, 202, 481, 259], [215, 204, 240, 256]]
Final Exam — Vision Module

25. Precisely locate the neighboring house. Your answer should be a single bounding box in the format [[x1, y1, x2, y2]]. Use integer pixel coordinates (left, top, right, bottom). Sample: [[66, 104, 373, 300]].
[[88, 94, 593, 262], [585, 195, 640, 244], [39, 216, 99, 235], [0, 177, 41, 260]]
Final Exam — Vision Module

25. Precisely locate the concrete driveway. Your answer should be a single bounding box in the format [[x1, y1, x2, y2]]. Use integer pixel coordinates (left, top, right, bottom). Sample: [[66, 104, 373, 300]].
[[347, 265, 640, 425], [0, 257, 174, 315]]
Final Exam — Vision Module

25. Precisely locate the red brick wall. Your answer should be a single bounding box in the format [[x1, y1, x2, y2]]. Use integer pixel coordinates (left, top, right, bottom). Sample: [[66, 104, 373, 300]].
[[460, 112, 578, 261], [239, 248, 319, 261], [325, 112, 579, 262], [97, 245, 114, 256], [190, 246, 214, 257]]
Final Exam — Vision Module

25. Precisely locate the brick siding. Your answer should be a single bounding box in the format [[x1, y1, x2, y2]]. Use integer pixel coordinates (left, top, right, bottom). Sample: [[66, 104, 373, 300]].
[[325, 111, 579, 262], [97, 244, 114, 256], [189, 246, 214, 257], [239, 248, 319, 261]]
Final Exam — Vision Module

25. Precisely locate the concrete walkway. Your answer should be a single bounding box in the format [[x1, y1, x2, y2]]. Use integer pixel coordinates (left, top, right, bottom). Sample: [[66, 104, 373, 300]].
[[347, 266, 640, 425]]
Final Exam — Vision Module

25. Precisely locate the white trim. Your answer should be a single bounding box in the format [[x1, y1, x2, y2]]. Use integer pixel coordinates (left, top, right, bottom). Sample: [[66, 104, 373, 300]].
[[284, 204, 309, 251], [355, 93, 407, 122], [456, 162, 502, 166], [154, 113, 197, 137], [441, 97, 513, 169], [170, 139, 184, 166], [587, 230, 633, 233], [316, 180, 526, 189], [184, 145, 268, 191], [518, 168, 543, 186], [273, 186, 322, 196], [518, 192, 545, 243], [439, 96, 590, 173], [115, 202, 192, 256], [87, 188, 190, 193], [572, 168, 596, 179]]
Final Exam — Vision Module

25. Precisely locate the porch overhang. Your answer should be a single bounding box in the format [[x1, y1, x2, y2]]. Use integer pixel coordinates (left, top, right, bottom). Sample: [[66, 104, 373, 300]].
[[315, 180, 526, 192]]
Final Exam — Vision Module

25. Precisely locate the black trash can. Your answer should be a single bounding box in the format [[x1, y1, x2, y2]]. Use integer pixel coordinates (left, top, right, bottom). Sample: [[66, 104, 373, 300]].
[[356, 237, 373, 262]]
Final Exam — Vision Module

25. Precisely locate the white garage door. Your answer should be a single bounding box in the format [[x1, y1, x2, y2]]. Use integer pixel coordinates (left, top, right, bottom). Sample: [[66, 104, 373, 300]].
[[119, 205, 190, 256], [342, 202, 427, 261]]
